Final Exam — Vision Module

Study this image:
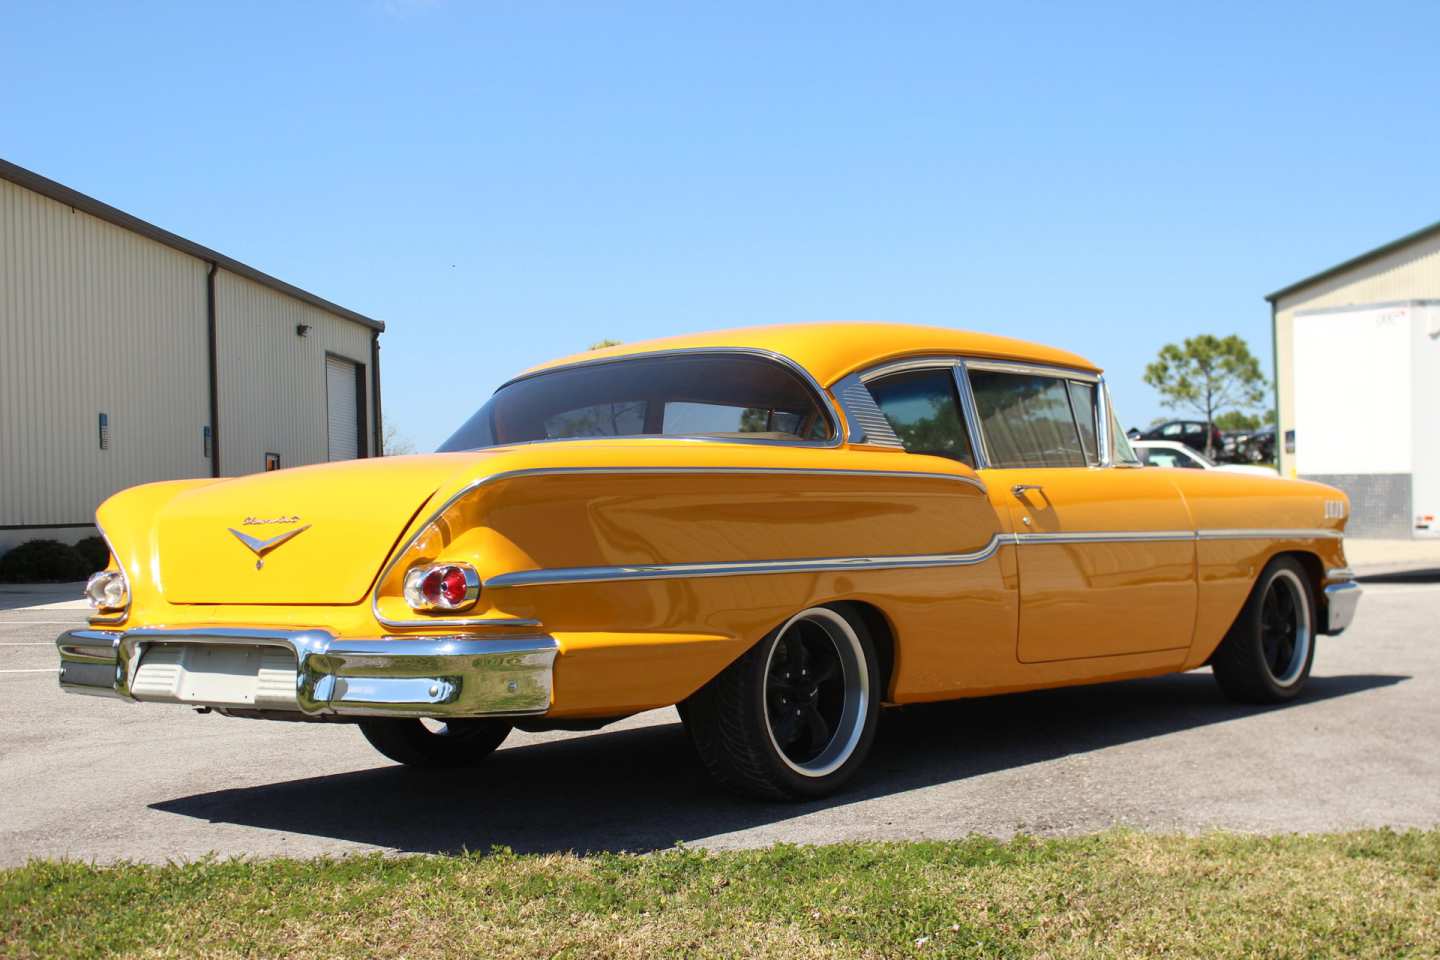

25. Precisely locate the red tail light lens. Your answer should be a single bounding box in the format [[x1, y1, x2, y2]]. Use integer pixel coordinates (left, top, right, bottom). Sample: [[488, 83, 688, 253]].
[[403, 563, 480, 612]]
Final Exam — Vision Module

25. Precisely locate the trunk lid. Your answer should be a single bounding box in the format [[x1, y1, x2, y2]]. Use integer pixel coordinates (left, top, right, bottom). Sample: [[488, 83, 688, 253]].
[[157, 455, 482, 605]]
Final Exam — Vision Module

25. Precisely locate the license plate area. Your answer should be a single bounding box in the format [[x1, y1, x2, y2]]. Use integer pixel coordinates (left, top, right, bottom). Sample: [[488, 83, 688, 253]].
[[131, 643, 299, 709]]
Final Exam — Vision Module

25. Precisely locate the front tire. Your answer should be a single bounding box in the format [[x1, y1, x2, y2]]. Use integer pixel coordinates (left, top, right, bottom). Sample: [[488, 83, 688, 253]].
[[1212, 557, 1316, 704], [358, 717, 511, 769], [680, 605, 879, 800]]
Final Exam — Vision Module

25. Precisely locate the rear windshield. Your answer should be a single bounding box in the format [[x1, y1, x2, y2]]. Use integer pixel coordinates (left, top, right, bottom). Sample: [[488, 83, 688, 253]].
[[438, 353, 835, 451]]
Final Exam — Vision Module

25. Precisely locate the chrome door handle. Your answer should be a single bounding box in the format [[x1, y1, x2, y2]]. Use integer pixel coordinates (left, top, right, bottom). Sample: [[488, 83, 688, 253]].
[[1011, 483, 1044, 496]]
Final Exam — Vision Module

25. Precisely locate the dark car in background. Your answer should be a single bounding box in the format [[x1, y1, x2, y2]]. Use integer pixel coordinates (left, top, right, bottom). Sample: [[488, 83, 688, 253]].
[[1136, 420, 1224, 456]]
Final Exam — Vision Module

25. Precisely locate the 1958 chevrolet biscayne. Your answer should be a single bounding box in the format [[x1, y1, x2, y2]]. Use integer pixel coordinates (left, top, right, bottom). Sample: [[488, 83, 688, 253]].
[[58, 323, 1362, 799]]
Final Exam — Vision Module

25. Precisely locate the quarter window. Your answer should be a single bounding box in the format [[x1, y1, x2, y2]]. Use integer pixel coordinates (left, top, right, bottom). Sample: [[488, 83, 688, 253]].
[[968, 371, 1087, 468], [864, 368, 975, 466], [1066, 380, 1098, 465]]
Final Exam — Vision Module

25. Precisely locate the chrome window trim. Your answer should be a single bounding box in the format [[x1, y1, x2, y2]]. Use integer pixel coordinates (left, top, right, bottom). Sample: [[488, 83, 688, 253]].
[[961, 358, 1101, 383], [954, 360, 991, 468], [482, 347, 843, 450], [372, 465, 990, 627], [855, 356, 963, 383]]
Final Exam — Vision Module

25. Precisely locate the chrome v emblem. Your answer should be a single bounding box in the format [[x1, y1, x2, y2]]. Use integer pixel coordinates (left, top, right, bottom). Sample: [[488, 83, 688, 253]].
[[227, 525, 311, 570]]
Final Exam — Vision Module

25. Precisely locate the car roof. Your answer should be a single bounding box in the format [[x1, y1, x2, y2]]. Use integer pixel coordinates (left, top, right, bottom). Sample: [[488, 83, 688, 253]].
[[515, 322, 1100, 388], [1132, 440, 1191, 450]]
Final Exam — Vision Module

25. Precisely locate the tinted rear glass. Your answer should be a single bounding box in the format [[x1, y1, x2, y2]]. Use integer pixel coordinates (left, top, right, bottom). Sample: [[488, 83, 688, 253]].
[[438, 354, 834, 451]]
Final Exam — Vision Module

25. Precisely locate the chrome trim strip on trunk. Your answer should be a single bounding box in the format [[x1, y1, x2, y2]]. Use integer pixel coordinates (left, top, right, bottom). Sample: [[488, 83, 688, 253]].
[[372, 465, 989, 627]]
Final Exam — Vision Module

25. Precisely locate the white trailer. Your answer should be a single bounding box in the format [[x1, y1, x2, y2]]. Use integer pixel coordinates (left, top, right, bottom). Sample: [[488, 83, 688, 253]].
[[1292, 300, 1440, 538]]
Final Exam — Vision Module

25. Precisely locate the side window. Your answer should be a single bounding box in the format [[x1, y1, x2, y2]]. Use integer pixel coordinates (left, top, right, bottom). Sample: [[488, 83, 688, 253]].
[[1066, 380, 1098, 465], [968, 371, 1087, 468], [1161, 422, 1184, 437], [864, 368, 975, 466]]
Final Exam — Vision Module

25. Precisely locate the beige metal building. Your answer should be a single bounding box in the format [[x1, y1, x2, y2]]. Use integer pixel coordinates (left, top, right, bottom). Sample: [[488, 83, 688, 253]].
[[1267, 221, 1440, 537], [1, 159, 384, 554]]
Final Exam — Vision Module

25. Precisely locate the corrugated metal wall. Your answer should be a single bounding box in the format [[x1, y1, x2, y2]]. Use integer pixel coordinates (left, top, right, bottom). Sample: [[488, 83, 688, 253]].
[[0, 178, 209, 527], [1, 175, 379, 545], [214, 270, 374, 475], [1273, 232, 1440, 477]]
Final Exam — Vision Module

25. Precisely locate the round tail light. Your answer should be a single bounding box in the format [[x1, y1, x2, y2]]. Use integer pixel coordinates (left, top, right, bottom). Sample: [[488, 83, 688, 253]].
[[403, 563, 480, 612]]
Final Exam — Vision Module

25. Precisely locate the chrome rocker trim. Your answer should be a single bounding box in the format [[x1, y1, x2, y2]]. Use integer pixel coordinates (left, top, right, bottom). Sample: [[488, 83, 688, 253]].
[[56, 627, 557, 718]]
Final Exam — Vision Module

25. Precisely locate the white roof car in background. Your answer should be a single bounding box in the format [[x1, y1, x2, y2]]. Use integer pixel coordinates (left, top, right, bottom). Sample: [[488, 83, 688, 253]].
[[1131, 440, 1278, 476]]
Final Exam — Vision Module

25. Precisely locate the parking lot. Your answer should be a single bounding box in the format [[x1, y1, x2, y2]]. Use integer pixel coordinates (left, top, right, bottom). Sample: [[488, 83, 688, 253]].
[[2, 573, 1437, 867]]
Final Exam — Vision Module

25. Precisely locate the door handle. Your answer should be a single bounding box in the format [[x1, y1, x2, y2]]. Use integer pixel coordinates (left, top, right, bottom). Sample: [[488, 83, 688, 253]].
[[1011, 483, 1045, 497]]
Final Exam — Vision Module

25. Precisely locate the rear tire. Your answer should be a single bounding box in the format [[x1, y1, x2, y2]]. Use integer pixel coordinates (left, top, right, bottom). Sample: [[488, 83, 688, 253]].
[[358, 717, 511, 768], [1212, 557, 1316, 704], [680, 605, 879, 800]]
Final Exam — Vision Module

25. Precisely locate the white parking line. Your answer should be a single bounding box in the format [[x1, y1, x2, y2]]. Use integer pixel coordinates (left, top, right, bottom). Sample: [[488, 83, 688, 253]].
[[0, 667, 59, 674], [0, 620, 87, 625]]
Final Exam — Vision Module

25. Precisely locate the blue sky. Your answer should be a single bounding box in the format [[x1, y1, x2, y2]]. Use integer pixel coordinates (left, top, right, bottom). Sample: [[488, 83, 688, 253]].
[[5, 2, 1438, 451]]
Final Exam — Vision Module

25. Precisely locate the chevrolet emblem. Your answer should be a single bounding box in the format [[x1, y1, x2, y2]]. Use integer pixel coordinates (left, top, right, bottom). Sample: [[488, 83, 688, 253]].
[[227, 524, 311, 570]]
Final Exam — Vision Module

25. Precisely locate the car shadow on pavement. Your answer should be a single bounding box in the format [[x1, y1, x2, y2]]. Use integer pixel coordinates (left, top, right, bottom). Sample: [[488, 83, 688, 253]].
[[1358, 568, 1440, 584], [151, 670, 1406, 856]]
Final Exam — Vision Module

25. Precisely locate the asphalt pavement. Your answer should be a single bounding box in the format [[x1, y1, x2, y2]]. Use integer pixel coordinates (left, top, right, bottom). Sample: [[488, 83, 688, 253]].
[[2, 574, 1436, 866]]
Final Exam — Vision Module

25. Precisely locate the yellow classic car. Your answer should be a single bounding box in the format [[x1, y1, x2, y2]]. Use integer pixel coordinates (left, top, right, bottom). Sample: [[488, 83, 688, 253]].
[[57, 323, 1362, 799]]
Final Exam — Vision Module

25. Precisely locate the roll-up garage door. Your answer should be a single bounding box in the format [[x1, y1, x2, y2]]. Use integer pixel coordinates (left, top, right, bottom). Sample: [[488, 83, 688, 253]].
[[326, 356, 361, 461]]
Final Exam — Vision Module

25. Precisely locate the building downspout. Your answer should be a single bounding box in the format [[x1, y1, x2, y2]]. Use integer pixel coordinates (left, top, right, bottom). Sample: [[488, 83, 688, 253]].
[[1268, 297, 1282, 476], [371, 330, 384, 456], [206, 262, 221, 477]]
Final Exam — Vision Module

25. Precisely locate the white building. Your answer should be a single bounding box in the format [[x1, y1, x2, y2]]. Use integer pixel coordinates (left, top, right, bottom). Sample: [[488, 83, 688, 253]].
[[0, 159, 385, 553], [1267, 222, 1440, 538]]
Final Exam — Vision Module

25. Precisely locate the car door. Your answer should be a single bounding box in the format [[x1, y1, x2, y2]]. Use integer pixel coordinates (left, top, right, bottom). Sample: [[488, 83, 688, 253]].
[[964, 362, 1198, 663]]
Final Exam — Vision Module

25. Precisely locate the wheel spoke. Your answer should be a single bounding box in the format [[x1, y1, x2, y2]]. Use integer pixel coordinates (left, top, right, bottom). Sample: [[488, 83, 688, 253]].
[[800, 704, 831, 753]]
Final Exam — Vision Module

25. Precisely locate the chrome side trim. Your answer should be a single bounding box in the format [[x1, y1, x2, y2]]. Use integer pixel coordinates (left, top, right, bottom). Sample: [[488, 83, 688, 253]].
[[494, 347, 843, 450], [1197, 529, 1344, 540], [1326, 566, 1356, 581], [372, 465, 990, 626], [485, 534, 1009, 588], [1323, 580, 1362, 635], [1014, 530, 1196, 544], [479, 526, 1350, 590], [57, 627, 558, 718]]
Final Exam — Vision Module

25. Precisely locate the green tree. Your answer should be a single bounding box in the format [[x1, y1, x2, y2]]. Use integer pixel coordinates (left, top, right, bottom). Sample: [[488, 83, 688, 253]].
[[1143, 334, 1267, 458], [1214, 410, 1262, 432]]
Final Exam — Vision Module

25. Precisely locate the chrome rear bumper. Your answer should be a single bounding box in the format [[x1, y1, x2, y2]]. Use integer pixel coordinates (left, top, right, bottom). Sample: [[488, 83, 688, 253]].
[[56, 627, 557, 718]]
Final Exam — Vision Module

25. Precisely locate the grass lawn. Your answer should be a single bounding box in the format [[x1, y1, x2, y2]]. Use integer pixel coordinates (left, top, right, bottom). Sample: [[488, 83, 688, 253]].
[[4, 830, 1438, 959]]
